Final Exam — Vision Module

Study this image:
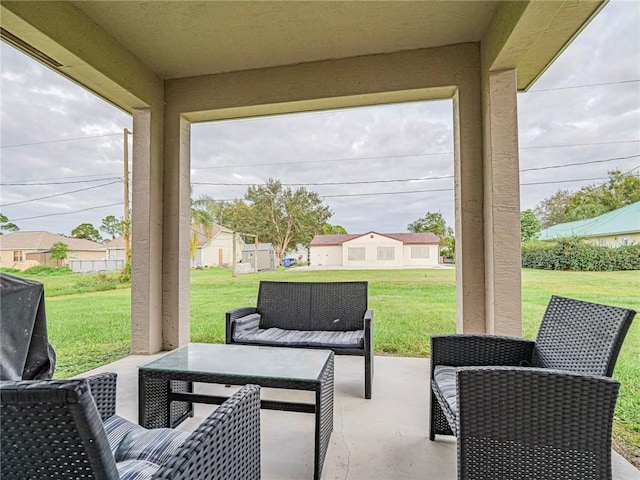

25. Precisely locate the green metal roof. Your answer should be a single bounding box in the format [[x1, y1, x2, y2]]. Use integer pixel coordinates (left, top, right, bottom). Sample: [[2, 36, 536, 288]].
[[538, 202, 640, 240]]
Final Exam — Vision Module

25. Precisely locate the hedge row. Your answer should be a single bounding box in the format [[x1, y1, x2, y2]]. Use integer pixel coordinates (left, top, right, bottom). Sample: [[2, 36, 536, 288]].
[[521, 239, 640, 271]]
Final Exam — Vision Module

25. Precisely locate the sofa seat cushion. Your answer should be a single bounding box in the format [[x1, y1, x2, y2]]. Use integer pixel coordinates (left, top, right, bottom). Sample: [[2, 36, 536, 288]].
[[234, 327, 364, 348], [433, 365, 458, 420]]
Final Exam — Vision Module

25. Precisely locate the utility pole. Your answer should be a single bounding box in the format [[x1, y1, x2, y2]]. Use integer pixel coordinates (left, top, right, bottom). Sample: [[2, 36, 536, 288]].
[[123, 128, 131, 264]]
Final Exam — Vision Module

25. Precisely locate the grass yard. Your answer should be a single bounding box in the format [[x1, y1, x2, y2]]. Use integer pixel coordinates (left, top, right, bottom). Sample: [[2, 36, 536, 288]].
[[8, 266, 640, 466]]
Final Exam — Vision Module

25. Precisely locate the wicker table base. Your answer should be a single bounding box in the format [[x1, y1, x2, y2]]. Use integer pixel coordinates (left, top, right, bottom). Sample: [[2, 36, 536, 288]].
[[139, 344, 334, 480]]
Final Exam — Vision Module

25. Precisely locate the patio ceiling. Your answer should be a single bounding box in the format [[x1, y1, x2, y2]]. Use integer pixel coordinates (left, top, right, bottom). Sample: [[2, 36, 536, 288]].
[[70, 1, 501, 79], [2, 0, 605, 102]]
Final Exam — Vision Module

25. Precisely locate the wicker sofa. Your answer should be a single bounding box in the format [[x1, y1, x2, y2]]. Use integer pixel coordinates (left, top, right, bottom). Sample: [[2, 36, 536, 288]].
[[226, 280, 374, 398], [0, 372, 261, 480], [429, 295, 636, 480]]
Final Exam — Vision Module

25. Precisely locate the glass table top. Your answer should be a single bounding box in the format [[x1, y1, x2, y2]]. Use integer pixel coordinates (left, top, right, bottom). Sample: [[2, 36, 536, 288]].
[[139, 343, 332, 382]]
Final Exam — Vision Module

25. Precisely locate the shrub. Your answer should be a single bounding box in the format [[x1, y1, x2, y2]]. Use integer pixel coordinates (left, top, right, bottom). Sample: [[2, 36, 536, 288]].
[[73, 273, 120, 293], [22, 265, 72, 276], [522, 238, 640, 271]]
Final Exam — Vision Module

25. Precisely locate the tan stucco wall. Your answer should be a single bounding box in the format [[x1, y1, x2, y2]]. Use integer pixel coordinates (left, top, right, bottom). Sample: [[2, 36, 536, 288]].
[[311, 246, 343, 266], [402, 244, 440, 267], [0, 248, 105, 268], [342, 234, 403, 268]]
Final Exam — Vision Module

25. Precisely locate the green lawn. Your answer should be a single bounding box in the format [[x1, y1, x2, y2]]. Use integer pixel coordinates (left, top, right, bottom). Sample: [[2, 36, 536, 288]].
[[10, 266, 640, 465]]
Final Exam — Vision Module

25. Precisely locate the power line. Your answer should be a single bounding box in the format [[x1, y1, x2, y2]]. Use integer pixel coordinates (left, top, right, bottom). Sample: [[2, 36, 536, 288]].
[[1, 176, 121, 186], [525, 79, 639, 93], [0, 180, 121, 207], [520, 154, 639, 173], [1, 172, 121, 183], [191, 153, 637, 188], [521, 139, 639, 150], [191, 151, 453, 171], [0, 133, 122, 149], [10, 202, 123, 222]]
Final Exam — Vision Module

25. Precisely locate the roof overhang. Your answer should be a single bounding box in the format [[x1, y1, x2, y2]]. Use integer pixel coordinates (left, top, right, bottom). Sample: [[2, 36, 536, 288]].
[[0, 0, 606, 112]]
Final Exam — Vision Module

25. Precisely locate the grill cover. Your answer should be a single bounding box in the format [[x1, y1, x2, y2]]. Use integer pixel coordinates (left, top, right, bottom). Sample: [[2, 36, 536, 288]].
[[0, 273, 56, 380]]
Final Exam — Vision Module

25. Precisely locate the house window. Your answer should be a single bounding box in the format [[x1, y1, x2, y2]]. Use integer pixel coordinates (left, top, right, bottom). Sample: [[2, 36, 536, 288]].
[[598, 238, 606, 247], [411, 246, 430, 258], [619, 237, 629, 246], [348, 247, 365, 261], [377, 247, 395, 261], [13, 250, 23, 262]]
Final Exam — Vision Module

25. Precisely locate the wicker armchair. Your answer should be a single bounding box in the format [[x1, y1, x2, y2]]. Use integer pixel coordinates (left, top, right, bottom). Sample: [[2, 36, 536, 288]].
[[1, 372, 261, 480], [429, 295, 636, 480]]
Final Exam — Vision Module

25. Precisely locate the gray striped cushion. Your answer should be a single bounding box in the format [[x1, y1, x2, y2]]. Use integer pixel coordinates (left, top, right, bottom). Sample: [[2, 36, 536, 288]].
[[233, 313, 261, 336], [103, 415, 141, 457], [117, 459, 161, 480], [433, 365, 458, 416], [234, 327, 364, 348], [115, 427, 190, 464]]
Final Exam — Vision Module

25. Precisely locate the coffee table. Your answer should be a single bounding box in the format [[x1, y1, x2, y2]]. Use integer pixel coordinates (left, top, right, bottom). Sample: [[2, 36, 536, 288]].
[[138, 343, 334, 480]]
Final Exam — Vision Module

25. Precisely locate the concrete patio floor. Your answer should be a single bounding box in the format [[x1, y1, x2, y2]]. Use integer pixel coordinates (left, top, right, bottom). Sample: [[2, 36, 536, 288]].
[[82, 353, 639, 480]]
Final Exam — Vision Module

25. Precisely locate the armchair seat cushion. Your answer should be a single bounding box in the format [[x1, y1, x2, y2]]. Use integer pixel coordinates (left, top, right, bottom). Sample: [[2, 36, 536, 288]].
[[433, 365, 458, 419], [234, 326, 364, 348], [103, 414, 190, 472], [116, 459, 161, 480]]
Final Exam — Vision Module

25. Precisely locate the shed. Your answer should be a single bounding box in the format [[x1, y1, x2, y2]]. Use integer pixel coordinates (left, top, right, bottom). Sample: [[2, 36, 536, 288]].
[[241, 243, 276, 271]]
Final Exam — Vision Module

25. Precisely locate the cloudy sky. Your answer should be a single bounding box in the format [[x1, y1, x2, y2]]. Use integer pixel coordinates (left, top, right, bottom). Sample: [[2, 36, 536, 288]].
[[1, 0, 638, 238]]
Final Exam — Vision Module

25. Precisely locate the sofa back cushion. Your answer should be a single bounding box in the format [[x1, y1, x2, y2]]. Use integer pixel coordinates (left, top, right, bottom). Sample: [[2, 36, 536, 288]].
[[257, 281, 368, 331]]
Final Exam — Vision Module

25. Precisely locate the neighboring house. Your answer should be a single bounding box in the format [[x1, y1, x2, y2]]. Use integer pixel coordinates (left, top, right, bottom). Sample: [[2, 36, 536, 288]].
[[538, 202, 640, 247], [0, 231, 105, 269], [241, 243, 276, 271], [191, 224, 245, 268], [310, 232, 440, 268], [105, 237, 127, 261]]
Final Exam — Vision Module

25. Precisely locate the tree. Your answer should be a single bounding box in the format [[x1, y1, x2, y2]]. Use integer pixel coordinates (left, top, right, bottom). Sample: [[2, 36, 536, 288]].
[[0, 213, 19, 234], [50, 241, 69, 266], [322, 223, 348, 234], [408, 211, 455, 258], [190, 193, 216, 261], [535, 170, 640, 227], [408, 211, 453, 237], [100, 215, 125, 240], [534, 190, 572, 228], [520, 209, 541, 242], [235, 179, 332, 262], [71, 223, 102, 242]]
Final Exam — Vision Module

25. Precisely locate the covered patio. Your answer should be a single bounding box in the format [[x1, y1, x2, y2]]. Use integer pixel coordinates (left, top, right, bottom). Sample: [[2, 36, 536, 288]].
[[0, 0, 612, 348], [2, 1, 637, 478], [83, 353, 638, 479]]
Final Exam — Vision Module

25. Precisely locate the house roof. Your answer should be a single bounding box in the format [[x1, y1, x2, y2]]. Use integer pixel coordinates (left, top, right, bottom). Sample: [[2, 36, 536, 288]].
[[538, 202, 640, 240], [104, 237, 126, 249], [0, 231, 105, 251], [311, 232, 440, 246]]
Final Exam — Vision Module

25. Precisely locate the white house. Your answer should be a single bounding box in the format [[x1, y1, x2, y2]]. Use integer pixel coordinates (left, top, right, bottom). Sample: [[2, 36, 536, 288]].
[[310, 232, 440, 268], [191, 224, 245, 268]]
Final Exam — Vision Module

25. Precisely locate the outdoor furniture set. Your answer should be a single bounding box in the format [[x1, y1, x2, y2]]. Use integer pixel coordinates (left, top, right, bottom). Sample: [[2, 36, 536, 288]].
[[226, 280, 374, 398], [429, 294, 636, 480], [1, 273, 636, 480]]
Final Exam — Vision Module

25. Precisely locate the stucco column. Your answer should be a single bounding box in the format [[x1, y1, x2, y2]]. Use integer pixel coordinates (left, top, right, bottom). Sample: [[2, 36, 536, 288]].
[[482, 69, 522, 336], [453, 79, 487, 334], [131, 108, 164, 354], [162, 114, 191, 350]]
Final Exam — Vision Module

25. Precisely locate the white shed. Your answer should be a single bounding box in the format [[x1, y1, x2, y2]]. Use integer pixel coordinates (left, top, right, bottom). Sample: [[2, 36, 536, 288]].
[[191, 224, 245, 268]]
